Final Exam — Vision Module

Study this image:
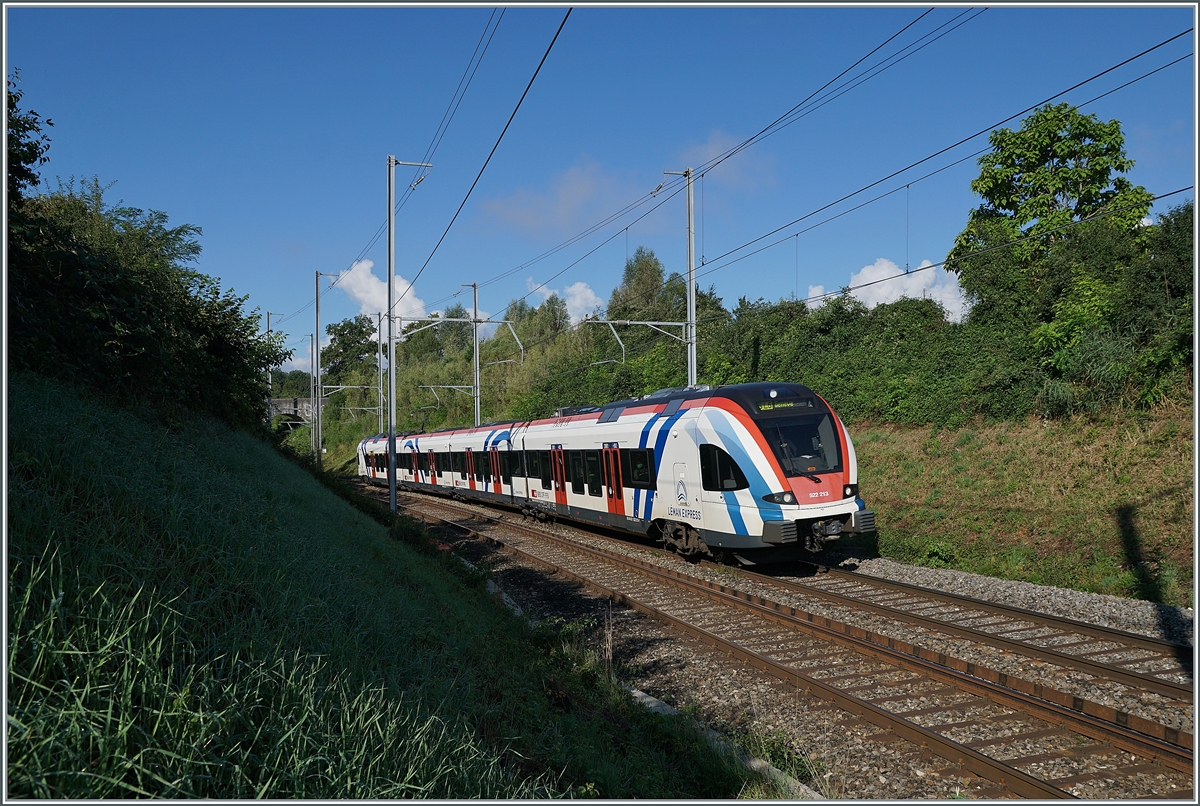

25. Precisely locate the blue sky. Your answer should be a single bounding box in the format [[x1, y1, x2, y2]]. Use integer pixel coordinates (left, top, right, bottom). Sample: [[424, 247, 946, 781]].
[[7, 4, 1195, 371]]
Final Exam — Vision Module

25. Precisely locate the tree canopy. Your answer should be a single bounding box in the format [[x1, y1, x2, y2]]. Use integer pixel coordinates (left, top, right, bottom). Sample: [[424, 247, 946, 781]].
[[321, 315, 378, 385], [950, 103, 1152, 263], [7, 71, 53, 206], [7, 76, 290, 430]]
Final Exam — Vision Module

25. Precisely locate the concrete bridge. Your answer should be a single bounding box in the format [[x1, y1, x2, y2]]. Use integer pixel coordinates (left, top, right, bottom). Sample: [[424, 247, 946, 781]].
[[268, 397, 327, 422]]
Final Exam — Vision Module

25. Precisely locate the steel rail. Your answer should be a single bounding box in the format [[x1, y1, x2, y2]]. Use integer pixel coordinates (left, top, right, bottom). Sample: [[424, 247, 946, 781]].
[[817, 563, 1192, 656], [708, 562, 1193, 701]]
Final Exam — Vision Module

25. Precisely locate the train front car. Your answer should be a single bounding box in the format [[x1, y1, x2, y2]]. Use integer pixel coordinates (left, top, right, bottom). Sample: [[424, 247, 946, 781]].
[[673, 383, 875, 563]]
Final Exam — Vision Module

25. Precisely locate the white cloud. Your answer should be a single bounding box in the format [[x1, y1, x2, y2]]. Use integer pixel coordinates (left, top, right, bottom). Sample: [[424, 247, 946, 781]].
[[334, 260, 428, 334], [563, 281, 604, 322], [525, 276, 603, 324], [280, 353, 311, 373], [806, 284, 827, 308], [846, 258, 968, 322]]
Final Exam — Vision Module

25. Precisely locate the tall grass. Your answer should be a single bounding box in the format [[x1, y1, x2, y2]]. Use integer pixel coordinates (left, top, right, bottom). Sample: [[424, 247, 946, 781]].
[[851, 407, 1194, 608], [7, 373, 750, 798]]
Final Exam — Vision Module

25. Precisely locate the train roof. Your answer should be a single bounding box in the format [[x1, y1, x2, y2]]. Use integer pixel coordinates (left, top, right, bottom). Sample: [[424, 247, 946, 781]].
[[586, 381, 824, 413], [361, 382, 829, 444]]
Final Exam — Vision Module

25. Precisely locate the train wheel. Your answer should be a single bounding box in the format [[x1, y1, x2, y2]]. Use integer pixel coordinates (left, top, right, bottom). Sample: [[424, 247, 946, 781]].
[[660, 521, 713, 559]]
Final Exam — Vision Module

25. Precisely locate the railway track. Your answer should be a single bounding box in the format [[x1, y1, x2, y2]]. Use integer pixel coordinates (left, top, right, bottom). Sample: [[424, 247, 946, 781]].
[[361, 482, 1194, 798]]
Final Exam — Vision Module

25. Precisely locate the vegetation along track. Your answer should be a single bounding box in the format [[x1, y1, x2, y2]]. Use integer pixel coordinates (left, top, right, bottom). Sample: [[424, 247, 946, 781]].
[[358, 482, 1193, 798]]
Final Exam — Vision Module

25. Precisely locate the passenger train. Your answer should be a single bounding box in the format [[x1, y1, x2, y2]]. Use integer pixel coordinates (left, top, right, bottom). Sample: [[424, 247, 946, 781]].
[[358, 382, 876, 563]]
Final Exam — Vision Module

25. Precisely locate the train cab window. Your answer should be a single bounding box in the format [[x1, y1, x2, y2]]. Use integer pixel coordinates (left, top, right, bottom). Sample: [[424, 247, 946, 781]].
[[700, 444, 750, 492], [619, 448, 656, 489], [539, 450, 552, 490], [584, 450, 602, 497], [568, 451, 585, 495], [758, 413, 842, 476]]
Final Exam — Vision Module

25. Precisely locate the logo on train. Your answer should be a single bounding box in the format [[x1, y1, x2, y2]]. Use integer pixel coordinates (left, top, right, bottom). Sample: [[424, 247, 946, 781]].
[[676, 479, 688, 503]]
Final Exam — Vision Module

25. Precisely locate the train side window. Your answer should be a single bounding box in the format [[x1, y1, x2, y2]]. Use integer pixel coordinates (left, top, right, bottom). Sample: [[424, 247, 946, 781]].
[[501, 452, 514, 484], [568, 451, 585, 495], [620, 448, 656, 489], [585, 450, 602, 497], [472, 452, 483, 482], [539, 450, 552, 489], [526, 450, 540, 480], [699, 444, 749, 491]]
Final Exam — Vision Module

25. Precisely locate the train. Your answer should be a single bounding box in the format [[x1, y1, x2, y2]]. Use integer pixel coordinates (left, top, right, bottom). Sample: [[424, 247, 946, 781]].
[[358, 382, 876, 564]]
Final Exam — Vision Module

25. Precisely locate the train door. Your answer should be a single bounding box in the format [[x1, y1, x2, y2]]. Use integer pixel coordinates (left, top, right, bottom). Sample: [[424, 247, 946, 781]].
[[428, 450, 438, 486], [409, 451, 419, 483], [602, 443, 625, 516], [465, 449, 477, 491], [509, 447, 527, 503], [550, 445, 567, 509], [489, 449, 502, 495]]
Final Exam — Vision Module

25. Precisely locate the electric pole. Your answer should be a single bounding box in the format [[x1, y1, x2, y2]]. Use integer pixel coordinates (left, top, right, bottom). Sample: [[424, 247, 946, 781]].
[[665, 167, 697, 387], [376, 311, 384, 434], [266, 311, 280, 424], [388, 155, 432, 514], [314, 272, 338, 471], [463, 282, 480, 426]]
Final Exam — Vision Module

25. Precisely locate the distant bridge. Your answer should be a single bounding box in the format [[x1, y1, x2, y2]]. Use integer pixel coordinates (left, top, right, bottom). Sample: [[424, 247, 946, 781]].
[[268, 397, 327, 422]]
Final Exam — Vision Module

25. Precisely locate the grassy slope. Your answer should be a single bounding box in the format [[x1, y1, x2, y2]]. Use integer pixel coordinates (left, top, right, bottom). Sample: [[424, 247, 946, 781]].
[[851, 405, 1194, 608], [7, 373, 752, 798]]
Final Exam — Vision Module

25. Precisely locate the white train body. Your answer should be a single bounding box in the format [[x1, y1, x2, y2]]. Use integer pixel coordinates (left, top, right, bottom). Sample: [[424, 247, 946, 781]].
[[358, 383, 876, 560]]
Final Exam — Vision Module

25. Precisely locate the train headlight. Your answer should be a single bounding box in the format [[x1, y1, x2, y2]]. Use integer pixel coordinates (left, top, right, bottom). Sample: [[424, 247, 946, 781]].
[[843, 484, 858, 499], [761, 491, 796, 505]]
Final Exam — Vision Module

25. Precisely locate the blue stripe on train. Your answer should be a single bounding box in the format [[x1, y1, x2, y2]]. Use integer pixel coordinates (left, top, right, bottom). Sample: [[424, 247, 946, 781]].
[[633, 412, 662, 517], [647, 408, 689, 520]]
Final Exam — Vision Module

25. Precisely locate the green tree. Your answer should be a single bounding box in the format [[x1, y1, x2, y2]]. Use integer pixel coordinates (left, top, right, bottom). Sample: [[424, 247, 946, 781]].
[[322, 315, 377, 385], [7, 71, 53, 207], [9, 174, 290, 429], [607, 246, 666, 320], [273, 369, 312, 397], [949, 104, 1152, 326], [953, 103, 1151, 250], [439, 302, 473, 356]]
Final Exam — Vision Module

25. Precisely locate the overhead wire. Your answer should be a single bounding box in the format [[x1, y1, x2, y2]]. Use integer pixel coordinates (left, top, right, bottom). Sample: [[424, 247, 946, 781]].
[[685, 28, 1194, 281], [694, 49, 1195, 285], [491, 17, 1187, 323], [477, 45, 1193, 367], [416, 7, 968, 314], [271, 8, 504, 330], [393, 7, 573, 314]]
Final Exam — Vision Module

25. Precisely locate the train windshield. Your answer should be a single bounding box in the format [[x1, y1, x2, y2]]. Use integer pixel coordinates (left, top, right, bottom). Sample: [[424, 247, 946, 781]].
[[756, 413, 842, 477]]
